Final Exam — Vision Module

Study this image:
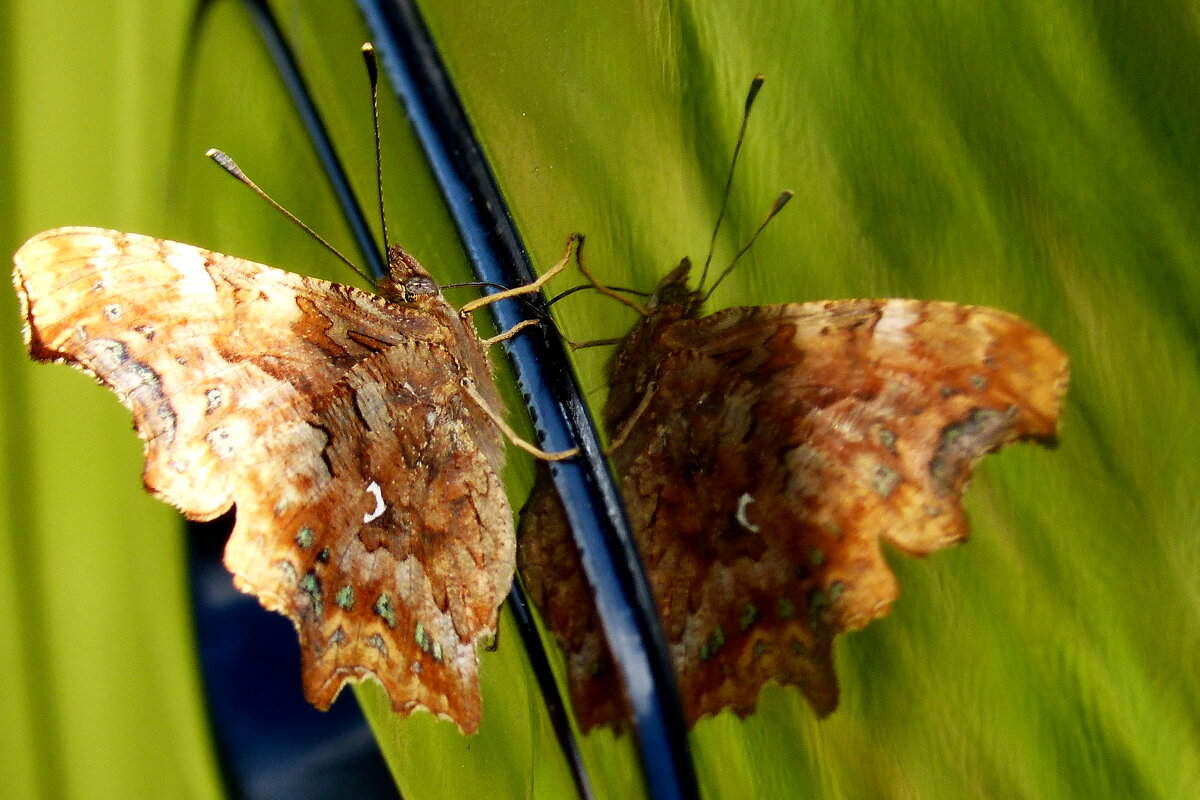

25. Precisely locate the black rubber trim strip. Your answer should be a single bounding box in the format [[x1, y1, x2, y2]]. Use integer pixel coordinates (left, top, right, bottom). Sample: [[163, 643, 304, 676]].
[[357, 2, 698, 799]]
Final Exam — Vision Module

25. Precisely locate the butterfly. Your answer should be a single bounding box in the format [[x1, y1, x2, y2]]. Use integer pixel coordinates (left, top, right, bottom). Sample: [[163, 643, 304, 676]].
[[517, 70, 1069, 728], [12, 224, 568, 733], [518, 251, 1069, 729]]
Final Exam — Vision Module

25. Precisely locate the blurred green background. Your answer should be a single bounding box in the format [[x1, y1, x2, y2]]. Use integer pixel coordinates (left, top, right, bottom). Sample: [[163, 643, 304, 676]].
[[2, 1, 1197, 798]]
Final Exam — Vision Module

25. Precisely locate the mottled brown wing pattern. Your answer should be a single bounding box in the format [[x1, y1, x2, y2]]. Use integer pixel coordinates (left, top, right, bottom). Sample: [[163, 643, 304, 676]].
[[14, 227, 511, 731], [519, 289, 1068, 730], [518, 470, 631, 730]]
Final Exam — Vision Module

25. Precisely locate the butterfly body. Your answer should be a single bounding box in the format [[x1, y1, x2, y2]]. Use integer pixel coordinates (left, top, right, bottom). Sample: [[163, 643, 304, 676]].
[[14, 226, 511, 732], [519, 257, 1068, 729]]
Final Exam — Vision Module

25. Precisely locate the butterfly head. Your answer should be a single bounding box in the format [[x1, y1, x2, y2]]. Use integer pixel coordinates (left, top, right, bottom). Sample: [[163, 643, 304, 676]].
[[603, 257, 706, 421], [647, 258, 705, 320], [378, 244, 441, 303]]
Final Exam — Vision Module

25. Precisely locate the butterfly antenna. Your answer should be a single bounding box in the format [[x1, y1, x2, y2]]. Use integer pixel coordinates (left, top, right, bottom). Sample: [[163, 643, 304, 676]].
[[361, 43, 390, 257], [703, 189, 794, 302], [546, 283, 650, 308], [572, 235, 650, 316], [698, 73, 765, 291], [206, 149, 373, 284]]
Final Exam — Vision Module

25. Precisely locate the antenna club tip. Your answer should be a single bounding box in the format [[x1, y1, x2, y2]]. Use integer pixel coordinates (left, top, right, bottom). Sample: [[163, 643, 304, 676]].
[[206, 148, 247, 180], [745, 74, 765, 109], [207, 148, 237, 168], [361, 41, 379, 83], [771, 190, 795, 215]]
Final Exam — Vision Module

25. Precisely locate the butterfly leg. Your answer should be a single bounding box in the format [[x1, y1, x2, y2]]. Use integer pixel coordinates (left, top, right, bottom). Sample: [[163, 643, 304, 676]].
[[481, 318, 540, 346], [602, 381, 657, 455], [485, 315, 621, 351], [458, 233, 581, 316], [565, 335, 625, 351], [461, 379, 579, 462]]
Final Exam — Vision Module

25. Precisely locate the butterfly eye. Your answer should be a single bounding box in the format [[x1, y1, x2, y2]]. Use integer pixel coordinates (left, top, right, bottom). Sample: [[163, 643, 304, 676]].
[[404, 275, 439, 297]]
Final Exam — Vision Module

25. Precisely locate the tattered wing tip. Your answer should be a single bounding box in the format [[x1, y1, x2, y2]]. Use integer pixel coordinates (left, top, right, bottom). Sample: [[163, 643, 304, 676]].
[[143, 469, 232, 522], [228, 564, 486, 734], [805, 686, 840, 718], [12, 230, 63, 359], [304, 666, 483, 735], [1044, 353, 1071, 440], [11, 259, 34, 350], [1004, 318, 1072, 441]]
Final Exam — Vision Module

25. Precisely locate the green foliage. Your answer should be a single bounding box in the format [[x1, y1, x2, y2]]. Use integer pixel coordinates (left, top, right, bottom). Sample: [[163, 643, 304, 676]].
[[2, 0, 1196, 798]]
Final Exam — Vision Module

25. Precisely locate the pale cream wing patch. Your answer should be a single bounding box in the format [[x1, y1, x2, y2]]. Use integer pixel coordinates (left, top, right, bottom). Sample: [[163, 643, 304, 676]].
[[12, 227, 433, 519]]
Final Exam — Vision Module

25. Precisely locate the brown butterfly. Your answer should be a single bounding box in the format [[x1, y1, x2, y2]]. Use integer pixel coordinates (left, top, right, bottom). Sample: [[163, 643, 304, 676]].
[[13, 225, 559, 732], [11, 47, 573, 733], [517, 82, 1069, 731]]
